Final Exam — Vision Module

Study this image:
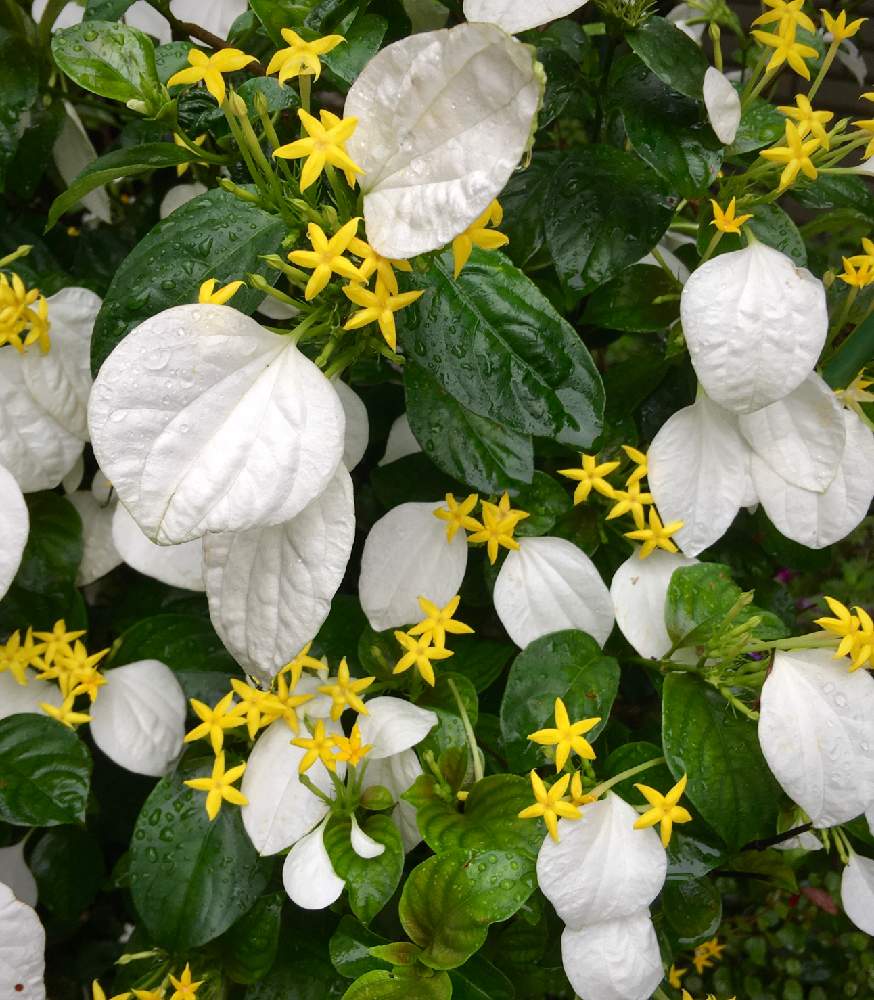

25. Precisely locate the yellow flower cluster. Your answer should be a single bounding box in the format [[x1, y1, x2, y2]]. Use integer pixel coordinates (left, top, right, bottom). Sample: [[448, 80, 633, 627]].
[[0, 620, 108, 728], [838, 237, 874, 289], [0, 272, 50, 353], [94, 961, 203, 1000], [434, 492, 530, 564], [393, 594, 474, 687], [835, 370, 874, 419], [451, 200, 509, 278], [815, 596, 874, 672], [668, 937, 728, 990]]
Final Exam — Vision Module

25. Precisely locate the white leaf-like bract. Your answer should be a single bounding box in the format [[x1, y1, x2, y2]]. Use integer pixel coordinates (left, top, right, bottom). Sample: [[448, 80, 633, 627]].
[[124, 1, 172, 41], [350, 815, 386, 859], [359, 501, 468, 631], [89, 304, 345, 544], [680, 242, 827, 413], [345, 24, 541, 258], [0, 464, 28, 602], [67, 491, 122, 586], [842, 854, 874, 935], [333, 380, 369, 471], [204, 467, 354, 684], [739, 373, 845, 492], [62, 454, 84, 494], [379, 413, 421, 465], [0, 672, 62, 721], [21, 288, 100, 441], [648, 393, 750, 556], [361, 749, 424, 851], [282, 820, 345, 910], [758, 649, 874, 828], [159, 182, 207, 219], [463, 0, 586, 33], [610, 549, 697, 659], [171, 0, 247, 38], [31, 0, 82, 29], [537, 795, 666, 929], [0, 883, 45, 1000], [112, 503, 205, 591], [241, 720, 336, 856], [0, 351, 83, 493], [560, 910, 663, 1000], [703, 67, 741, 144], [54, 101, 111, 223], [667, 2, 706, 42], [357, 696, 438, 759], [493, 536, 614, 649], [752, 409, 874, 549], [0, 842, 37, 907], [89, 660, 186, 777]]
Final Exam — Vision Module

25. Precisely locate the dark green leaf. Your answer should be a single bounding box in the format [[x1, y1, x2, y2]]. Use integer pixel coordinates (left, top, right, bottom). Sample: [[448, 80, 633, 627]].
[[450, 953, 516, 1000], [91, 187, 284, 373], [29, 825, 104, 921], [697, 201, 806, 267], [398, 248, 604, 446], [0, 715, 92, 827], [341, 968, 452, 1000], [662, 673, 781, 848], [666, 831, 726, 880], [604, 742, 673, 803], [370, 452, 462, 510], [154, 41, 196, 84], [324, 815, 404, 924], [399, 849, 535, 969], [545, 145, 674, 294], [499, 151, 565, 271], [0, 28, 40, 191], [323, 14, 387, 88], [417, 672, 478, 759], [47, 143, 203, 229], [330, 915, 390, 979], [727, 96, 784, 155], [405, 361, 534, 492], [130, 756, 272, 950], [445, 637, 514, 693], [224, 893, 284, 985], [510, 472, 572, 537], [5, 99, 66, 201], [249, 0, 314, 45], [84, 0, 136, 19], [582, 264, 680, 333], [500, 630, 619, 772], [823, 311, 874, 389], [52, 21, 160, 106], [661, 876, 722, 946], [727, 848, 797, 891], [793, 173, 874, 219], [627, 16, 709, 98]]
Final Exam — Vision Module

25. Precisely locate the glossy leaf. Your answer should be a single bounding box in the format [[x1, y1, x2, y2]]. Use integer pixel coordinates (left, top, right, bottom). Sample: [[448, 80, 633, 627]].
[[661, 876, 722, 946], [223, 893, 284, 986], [324, 815, 404, 924], [0, 27, 39, 191], [341, 968, 453, 1000], [582, 264, 680, 333], [627, 15, 709, 98], [29, 826, 104, 922], [52, 21, 160, 106]]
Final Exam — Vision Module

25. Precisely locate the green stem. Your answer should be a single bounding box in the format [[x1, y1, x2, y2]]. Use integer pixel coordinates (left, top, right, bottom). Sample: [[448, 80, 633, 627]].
[[588, 757, 666, 800], [299, 74, 311, 115], [827, 285, 859, 348], [649, 246, 682, 288], [37, 0, 68, 49], [717, 685, 759, 720], [744, 65, 778, 107], [740, 49, 769, 105], [447, 678, 483, 784], [807, 41, 838, 102], [744, 632, 834, 653], [300, 773, 335, 807], [700, 229, 723, 263]]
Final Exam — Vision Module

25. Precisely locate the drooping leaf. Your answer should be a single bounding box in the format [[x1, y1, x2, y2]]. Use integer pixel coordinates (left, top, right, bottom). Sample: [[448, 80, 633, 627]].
[[627, 16, 710, 98]]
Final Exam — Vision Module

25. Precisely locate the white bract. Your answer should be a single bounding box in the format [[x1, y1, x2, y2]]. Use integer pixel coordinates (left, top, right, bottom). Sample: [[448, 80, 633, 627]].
[[463, 0, 587, 33], [703, 67, 741, 144], [0, 882, 45, 1000], [359, 501, 468, 631], [752, 409, 874, 549], [758, 649, 874, 828], [89, 660, 187, 777], [493, 536, 614, 649], [841, 853, 874, 935], [159, 182, 207, 219], [739, 373, 846, 492], [345, 24, 541, 258], [203, 467, 355, 684], [667, 3, 707, 42], [610, 549, 697, 659], [0, 842, 37, 907], [88, 304, 345, 544], [333, 380, 369, 471], [379, 413, 421, 465], [648, 392, 750, 556], [112, 503, 205, 591], [67, 490, 122, 586], [680, 242, 828, 413], [0, 671, 62, 720], [0, 463, 28, 601], [54, 102, 112, 223]]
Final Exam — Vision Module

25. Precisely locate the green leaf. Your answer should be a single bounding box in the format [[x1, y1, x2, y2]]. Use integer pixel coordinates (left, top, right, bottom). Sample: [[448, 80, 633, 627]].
[[0, 715, 92, 827], [223, 893, 284, 985], [500, 630, 619, 772], [330, 915, 390, 979], [727, 96, 784, 155], [604, 742, 674, 803], [697, 201, 806, 267], [582, 264, 680, 333], [500, 150, 565, 271], [545, 145, 674, 295], [398, 248, 604, 446], [107, 614, 242, 703], [403, 773, 543, 860], [444, 637, 514, 693], [417, 672, 478, 759], [154, 41, 196, 84], [399, 849, 535, 969], [47, 143, 203, 229], [793, 173, 874, 219], [341, 968, 452, 1000], [510, 472, 572, 537], [661, 876, 722, 947], [52, 21, 160, 106], [0, 27, 39, 192], [323, 13, 387, 88], [370, 453, 462, 510], [450, 953, 516, 1000], [662, 673, 781, 848], [627, 16, 709, 98], [727, 848, 797, 892], [91, 187, 284, 373], [129, 756, 272, 951], [823, 310, 874, 389], [84, 0, 136, 18], [324, 815, 404, 924], [666, 831, 726, 880], [404, 361, 534, 492], [249, 0, 314, 45], [29, 825, 104, 922], [5, 98, 66, 201]]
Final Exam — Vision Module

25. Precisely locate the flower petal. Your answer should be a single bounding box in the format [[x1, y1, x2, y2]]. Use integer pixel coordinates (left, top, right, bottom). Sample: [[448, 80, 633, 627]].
[[333, 379, 369, 471], [360, 748, 424, 851], [281, 820, 345, 910], [842, 853, 874, 935], [112, 503, 205, 591], [379, 413, 421, 466], [0, 841, 37, 907], [463, 0, 587, 34], [53, 101, 111, 222], [0, 883, 45, 1000], [703, 66, 741, 144], [356, 696, 438, 759], [67, 491, 122, 586], [0, 463, 28, 601], [159, 182, 207, 219], [350, 815, 386, 859], [0, 670, 62, 721]]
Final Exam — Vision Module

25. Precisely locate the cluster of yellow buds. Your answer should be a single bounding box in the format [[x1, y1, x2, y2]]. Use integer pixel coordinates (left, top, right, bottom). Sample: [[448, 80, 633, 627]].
[[393, 594, 474, 687], [0, 272, 50, 353], [0, 620, 108, 727], [93, 961, 202, 1000], [815, 596, 874, 671], [434, 491, 530, 564]]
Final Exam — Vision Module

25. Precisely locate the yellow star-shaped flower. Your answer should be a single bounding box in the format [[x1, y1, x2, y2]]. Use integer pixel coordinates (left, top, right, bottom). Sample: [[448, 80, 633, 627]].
[[50, 640, 109, 698], [266, 29, 344, 83], [229, 679, 277, 739], [633, 772, 692, 847], [452, 200, 509, 278], [393, 630, 454, 687], [289, 218, 364, 300], [184, 691, 246, 754], [467, 495, 530, 564], [698, 936, 727, 960], [777, 93, 834, 148], [528, 697, 601, 772], [751, 27, 819, 80], [262, 673, 314, 734], [710, 198, 754, 235], [342, 279, 424, 351], [33, 619, 85, 666], [569, 771, 597, 806], [318, 657, 374, 720], [331, 722, 373, 766], [174, 132, 206, 177], [668, 964, 687, 988], [847, 606, 873, 671], [279, 641, 325, 688], [433, 492, 481, 542], [605, 478, 654, 529], [622, 444, 648, 484], [558, 453, 620, 505], [838, 256, 874, 289], [70, 664, 107, 703], [517, 771, 582, 842], [348, 237, 412, 295], [167, 48, 257, 105], [625, 507, 684, 559], [198, 278, 244, 305], [0, 628, 44, 686], [408, 594, 474, 649], [92, 980, 131, 1000], [0, 272, 51, 353], [184, 751, 248, 821], [292, 718, 337, 773], [751, 0, 815, 33], [169, 963, 203, 1000], [41, 695, 91, 729], [760, 120, 820, 189], [274, 109, 363, 192], [816, 596, 862, 657], [822, 8, 866, 43], [835, 370, 874, 419]]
